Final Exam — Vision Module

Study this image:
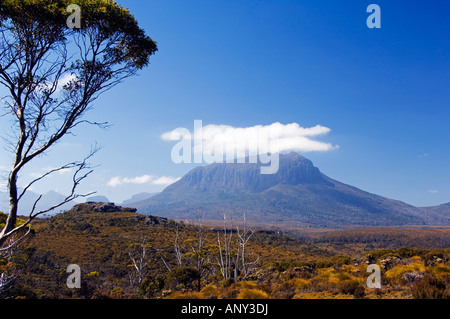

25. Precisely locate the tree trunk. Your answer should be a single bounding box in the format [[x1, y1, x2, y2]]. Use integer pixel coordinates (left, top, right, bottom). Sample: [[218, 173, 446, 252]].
[[0, 172, 18, 247]]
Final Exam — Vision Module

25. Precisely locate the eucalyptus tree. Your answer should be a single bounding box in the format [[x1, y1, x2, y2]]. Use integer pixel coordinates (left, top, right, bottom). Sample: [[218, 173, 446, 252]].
[[0, 0, 157, 248]]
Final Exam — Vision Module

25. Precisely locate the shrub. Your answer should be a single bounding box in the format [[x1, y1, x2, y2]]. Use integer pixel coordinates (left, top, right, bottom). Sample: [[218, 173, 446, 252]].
[[330, 255, 352, 267], [338, 279, 365, 298], [201, 284, 219, 299], [237, 288, 269, 299], [271, 282, 296, 299], [289, 278, 309, 290], [87, 271, 100, 278], [110, 287, 123, 294], [139, 274, 166, 298], [108, 287, 128, 299], [336, 272, 351, 281], [411, 273, 449, 299], [220, 287, 239, 299], [166, 291, 204, 299], [221, 277, 235, 288], [365, 249, 396, 261], [165, 266, 200, 291], [237, 281, 258, 290], [431, 265, 450, 274], [385, 261, 426, 285], [304, 276, 334, 293], [316, 258, 334, 269], [272, 260, 294, 272], [396, 247, 419, 258]]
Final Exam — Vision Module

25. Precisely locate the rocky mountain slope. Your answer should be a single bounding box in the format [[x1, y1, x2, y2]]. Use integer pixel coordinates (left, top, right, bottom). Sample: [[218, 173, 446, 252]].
[[132, 153, 449, 228]]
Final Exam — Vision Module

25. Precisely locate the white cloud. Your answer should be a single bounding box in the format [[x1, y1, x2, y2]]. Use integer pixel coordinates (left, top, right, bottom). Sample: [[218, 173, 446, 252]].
[[37, 73, 79, 93], [161, 122, 338, 156], [122, 175, 154, 185], [56, 73, 78, 92], [107, 176, 122, 187], [29, 166, 75, 179], [107, 175, 180, 187], [152, 176, 181, 185], [428, 190, 439, 194]]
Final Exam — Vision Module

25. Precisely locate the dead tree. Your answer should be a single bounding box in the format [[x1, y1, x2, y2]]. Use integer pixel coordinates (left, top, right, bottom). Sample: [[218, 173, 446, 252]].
[[216, 212, 235, 281], [173, 224, 184, 267], [236, 212, 259, 280], [215, 212, 260, 282], [184, 212, 209, 290], [128, 237, 151, 291]]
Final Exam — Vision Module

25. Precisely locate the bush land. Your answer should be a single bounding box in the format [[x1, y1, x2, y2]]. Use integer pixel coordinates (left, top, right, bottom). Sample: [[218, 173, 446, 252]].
[[1, 204, 449, 299]]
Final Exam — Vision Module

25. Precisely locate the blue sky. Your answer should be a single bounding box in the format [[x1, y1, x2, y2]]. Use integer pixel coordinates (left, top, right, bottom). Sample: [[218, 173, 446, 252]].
[[0, 0, 449, 206]]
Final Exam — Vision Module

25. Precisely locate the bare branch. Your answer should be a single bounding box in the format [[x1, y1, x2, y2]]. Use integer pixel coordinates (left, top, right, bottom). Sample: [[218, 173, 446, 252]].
[[128, 237, 150, 290], [173, 224, 183, 267], [18, 162, 82, 202], [0, 148, 98, 241], [157, 250, 172, 272], [0, 0, 157, 249], [0, 226, 31, 253]]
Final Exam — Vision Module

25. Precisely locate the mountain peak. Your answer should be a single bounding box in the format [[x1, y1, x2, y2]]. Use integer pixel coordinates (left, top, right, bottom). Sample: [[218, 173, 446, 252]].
[[165, 152, 331, 194], [132, 153, 450, 228], [276, 152, 330, 185]]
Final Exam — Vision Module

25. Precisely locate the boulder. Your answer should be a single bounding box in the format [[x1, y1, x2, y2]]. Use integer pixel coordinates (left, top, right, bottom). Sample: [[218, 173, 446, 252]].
[[404, 271, 424, 283]]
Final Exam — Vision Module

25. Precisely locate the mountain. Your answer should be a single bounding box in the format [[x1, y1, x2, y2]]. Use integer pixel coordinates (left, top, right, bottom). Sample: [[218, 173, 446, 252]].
[[121, 192, 157, 206], [132, 152, 449, 228], [0, 191, 8, 214], [86, 195, 111, 203], [422, 202, 450, 216], [0, 190, 77, 217]]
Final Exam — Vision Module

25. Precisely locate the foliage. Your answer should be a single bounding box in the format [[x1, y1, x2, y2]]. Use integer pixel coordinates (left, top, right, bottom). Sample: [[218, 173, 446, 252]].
[[0, 0, 157, 69], [1, 204, 449, 299], [337, 279, 365, 298], [411, 273, 450, 299], [385, 260, 426, 285], [237, 288, 269, 299], [165, 266, 200, 291], [138, 274, 165, 299], [0, 0, 157, 248], [309, 227, 450, 251]]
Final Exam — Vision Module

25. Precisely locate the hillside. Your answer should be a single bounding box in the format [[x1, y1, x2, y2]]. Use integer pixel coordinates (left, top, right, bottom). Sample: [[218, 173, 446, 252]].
[[3, 203, 450, 299], [423, 203, 450, 216], [132, 153, 449, 228], [121, 192, 157, 206], [2, 203, 329, 298]]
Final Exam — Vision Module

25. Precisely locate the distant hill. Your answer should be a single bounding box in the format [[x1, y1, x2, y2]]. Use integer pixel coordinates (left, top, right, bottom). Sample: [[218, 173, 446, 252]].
[[121, 192, 157, 206], [0, 190, 77, 217], [86, 195, 110, 203], [422, 202, 450, 216], [133, 152, 449, 228]]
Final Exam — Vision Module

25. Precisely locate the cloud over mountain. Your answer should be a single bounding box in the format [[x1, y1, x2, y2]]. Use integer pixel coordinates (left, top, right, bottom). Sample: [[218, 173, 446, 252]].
[[132, 152, 450, 228], [161, 122, 338, 159], [107, 175, 180, 187]]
